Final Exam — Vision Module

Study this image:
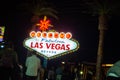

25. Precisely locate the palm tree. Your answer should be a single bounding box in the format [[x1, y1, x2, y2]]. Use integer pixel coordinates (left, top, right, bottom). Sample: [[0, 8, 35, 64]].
[[80, 0, 120, 80], [17, 0, 58, 31]]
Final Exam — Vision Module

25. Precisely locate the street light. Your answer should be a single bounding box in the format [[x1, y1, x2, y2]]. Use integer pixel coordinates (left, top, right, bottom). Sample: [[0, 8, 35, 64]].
[[0, 41, 5, 49]]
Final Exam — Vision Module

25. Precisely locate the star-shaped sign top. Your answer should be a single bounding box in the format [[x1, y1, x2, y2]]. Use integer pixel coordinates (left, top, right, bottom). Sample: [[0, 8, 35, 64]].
[[37, 16, 53, 31]]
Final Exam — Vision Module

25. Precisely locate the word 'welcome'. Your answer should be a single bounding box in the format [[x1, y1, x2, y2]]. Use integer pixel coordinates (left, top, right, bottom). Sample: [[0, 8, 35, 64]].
[[30, 31, 72, 39]]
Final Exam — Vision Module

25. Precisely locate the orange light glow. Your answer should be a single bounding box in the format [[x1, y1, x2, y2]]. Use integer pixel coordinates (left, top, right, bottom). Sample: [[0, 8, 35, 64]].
[[66, 32, 72, 39], [36, 31, 41, 38], [0, 36, 3, 38], [30, 31, 36, 37], [42, 32, 47, 38], [39, 16, 52, 31], [59, 32, 65, 39], [48, 32, 53, 38], [29, 31, 72, 39], [54, 32, 59, 38]]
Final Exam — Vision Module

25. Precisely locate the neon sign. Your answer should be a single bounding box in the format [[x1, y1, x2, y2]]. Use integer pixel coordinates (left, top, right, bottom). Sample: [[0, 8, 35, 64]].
[[0, 26, 5, 42], [23, 16, 79, 59], [36, 16, 53, 31]]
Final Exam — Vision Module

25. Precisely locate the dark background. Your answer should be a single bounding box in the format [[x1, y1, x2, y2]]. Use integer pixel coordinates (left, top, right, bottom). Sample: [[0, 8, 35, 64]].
[[0, 0, 120, 65]]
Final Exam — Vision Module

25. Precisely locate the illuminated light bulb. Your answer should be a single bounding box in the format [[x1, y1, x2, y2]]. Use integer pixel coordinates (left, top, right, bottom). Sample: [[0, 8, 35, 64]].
[[30, 31, 36, 37], [66, 32, 72, 39], [36, 23, 40, 26], [59, 32, 65, 39], [0, 36, 3, 38], [61, 61, 65, 64], [36, 31, 41, 38], [0, 44, 4, 48], [80, 71, 83, 75], [48, 32, 53, 38], [54, 32, 59, 38], [29, 31, 73, 39], [42, 32, 47, 38]]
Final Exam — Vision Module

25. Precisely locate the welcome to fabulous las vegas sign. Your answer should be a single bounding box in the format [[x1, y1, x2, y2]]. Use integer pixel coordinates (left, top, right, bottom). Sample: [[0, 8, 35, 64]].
[[23, 16, 80, 59]]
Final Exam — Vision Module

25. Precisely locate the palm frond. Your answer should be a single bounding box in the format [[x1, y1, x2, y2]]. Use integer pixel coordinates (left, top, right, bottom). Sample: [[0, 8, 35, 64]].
[[80, 0, 120, 16], [17, 1, 58, 20]]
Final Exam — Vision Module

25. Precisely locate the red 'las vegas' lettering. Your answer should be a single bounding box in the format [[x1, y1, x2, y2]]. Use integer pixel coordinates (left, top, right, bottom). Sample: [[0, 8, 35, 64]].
[[46, 43, 70, 50], [30, 42, 43, 48]]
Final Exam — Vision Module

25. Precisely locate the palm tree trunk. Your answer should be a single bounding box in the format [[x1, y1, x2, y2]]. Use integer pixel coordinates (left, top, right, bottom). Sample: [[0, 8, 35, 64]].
[[96, 14, 107, 80], [96, 30, 105, 80]]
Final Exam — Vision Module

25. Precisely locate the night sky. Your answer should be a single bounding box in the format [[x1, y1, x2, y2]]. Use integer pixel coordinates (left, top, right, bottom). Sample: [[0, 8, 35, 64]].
[[0, 0, 120, 65]]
